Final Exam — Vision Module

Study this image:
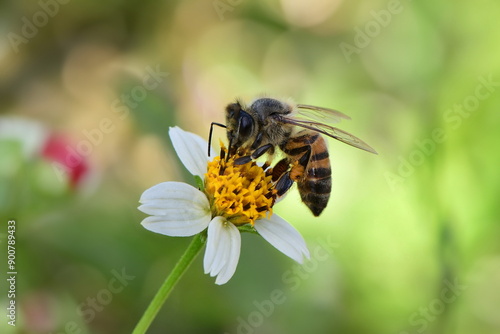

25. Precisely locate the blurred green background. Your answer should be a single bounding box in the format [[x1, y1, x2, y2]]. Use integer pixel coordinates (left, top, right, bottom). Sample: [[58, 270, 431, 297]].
[[1, 0, 499, 333]]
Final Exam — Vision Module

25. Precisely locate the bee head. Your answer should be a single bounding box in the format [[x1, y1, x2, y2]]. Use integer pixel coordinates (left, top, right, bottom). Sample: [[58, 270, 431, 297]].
[[225, 101, 255, 153]]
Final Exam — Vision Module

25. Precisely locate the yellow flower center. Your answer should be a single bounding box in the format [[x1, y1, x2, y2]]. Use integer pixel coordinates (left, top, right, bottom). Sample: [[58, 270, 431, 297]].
[[204, 146, 277, 226]]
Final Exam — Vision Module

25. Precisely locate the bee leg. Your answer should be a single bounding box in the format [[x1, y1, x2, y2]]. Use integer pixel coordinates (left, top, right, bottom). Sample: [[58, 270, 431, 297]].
[[275, 171, 294, 196], [271, 158, 290, 181], [234, 156, 253, 165], [298, 145, 312, 168], [234, 143, 274, 165], [250, 132, 264, 150], [288, 145, 311, 179], [232, 127, 262, 164]]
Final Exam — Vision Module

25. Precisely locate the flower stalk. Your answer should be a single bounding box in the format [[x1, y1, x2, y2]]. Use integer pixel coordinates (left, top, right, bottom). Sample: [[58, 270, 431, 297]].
[[132, 233, 206, 334]]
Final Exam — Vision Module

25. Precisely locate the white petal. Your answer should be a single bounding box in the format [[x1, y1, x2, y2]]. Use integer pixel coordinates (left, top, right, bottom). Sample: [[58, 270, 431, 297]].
[[138, 182, 211, 237], [138, 181, 209, 215], [254, 214, 310, 263], [169, 126, 215, 178], [204, 219, 227, 276], [203, 217, 241, 285], [140, 214, 210, 237]]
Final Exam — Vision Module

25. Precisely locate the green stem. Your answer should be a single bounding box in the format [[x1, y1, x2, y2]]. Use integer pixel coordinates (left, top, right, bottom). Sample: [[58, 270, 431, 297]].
[[132, 233, 206, 334]]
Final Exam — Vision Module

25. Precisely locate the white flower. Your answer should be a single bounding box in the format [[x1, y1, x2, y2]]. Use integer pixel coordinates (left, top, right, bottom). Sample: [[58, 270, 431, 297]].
[[139, 126, 310, 285]]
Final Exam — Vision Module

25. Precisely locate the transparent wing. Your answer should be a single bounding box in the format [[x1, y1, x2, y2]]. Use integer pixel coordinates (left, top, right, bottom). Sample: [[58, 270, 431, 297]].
[[296, 104, 352, 124], [282, 117, 378, 154]]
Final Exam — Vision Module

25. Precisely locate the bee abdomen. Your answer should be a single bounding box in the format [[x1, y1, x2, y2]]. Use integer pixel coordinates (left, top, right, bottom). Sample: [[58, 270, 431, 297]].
[[302, 178, 331, 194], [283, 145, 309, 156], [299, 166, 332, 216], [281, 133, 319, 156], [307, 167, 331, 178], [300, 135, 331, 216], [282, 131, 332, 216], [310, 150, 329, 162], [298, 186, 330, 217], [290, 133, 319, 145]]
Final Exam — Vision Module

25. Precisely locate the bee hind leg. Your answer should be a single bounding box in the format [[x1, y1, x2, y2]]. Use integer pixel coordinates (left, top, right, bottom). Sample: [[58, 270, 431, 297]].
[[275, 171, 294, 196], [272, 145, 312, 197], [298, 145, 311, 168], [289, 145, 311, 181], [271, 158, 290, 181]]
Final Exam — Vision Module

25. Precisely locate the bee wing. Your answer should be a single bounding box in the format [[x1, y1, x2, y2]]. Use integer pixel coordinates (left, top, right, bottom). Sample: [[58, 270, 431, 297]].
[[296, 104, 352, 124], [282, 117, 378, 154]]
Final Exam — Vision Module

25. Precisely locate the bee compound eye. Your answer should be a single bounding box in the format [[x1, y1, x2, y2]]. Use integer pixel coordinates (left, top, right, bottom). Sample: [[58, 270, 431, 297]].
[[238, 111, 253, 140]]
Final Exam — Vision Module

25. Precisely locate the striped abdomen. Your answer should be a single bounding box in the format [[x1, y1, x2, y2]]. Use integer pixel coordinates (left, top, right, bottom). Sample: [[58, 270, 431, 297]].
[[281, 130, 332, 216]]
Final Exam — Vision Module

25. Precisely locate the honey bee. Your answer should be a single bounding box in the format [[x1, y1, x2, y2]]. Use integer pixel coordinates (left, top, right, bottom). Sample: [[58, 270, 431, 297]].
[[209, 97, 377, 216]]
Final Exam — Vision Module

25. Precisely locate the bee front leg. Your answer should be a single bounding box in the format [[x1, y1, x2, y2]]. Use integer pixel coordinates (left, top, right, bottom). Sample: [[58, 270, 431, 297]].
[[234, 143, 274, 165]]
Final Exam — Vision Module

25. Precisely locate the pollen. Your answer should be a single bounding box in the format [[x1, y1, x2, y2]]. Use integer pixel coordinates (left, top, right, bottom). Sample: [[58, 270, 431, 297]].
[[204, 145, 277, 226]]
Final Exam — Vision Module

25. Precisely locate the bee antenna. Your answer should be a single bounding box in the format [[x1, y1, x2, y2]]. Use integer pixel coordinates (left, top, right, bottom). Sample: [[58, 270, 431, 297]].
[[208, 122, 227, 156]]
